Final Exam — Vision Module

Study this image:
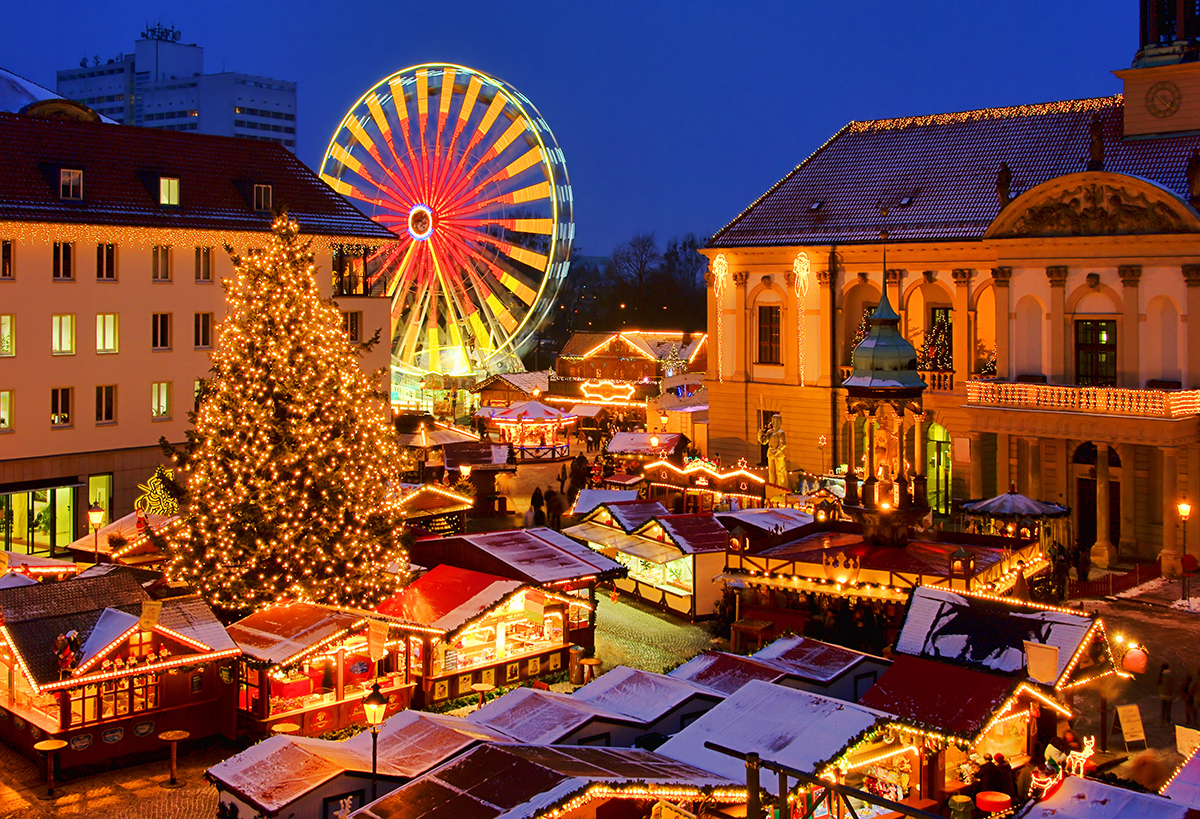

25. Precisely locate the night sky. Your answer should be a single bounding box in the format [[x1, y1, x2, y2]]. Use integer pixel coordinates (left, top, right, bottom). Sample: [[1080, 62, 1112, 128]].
[[5, 0, 1133, 256]]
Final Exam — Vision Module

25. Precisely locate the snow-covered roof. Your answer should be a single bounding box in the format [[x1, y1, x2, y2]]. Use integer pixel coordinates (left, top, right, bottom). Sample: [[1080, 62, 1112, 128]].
[[563, 522, 682, 564], [752, 635, 872, 683], [160, 596, 239, 652], [453, 528, 623, 584], [894, 586, 1095, 684], [606, 432, 683, 455], [493, 400, 574, 423], [471, 371, 550, 396], [593, 500, 671, 532], [656, 680, 892, 796], [1163, 748, 1200, 808], [574, 666, 719, 723], [639, 514, 729, 555], [227, 603, 363, 666], [376, 565, 523, 634], [467, 687, 639, 744], [395, 425, 479, 448], [65, 510, 175, 555], [0, 66, 114, 123], [571, 403, 606, 417], [570, 489, 639, 516], [668, 651, 789, 696], [717, 507, 815, 536], [1018, 776, 1194, 819], [0, 572, 37, 590], [343, 710, 512, 778], [77, 607, 139, 668]]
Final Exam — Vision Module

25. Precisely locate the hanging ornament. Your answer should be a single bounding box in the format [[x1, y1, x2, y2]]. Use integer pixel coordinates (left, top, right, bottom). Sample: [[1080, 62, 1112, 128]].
[[793, 252, 811, 385]]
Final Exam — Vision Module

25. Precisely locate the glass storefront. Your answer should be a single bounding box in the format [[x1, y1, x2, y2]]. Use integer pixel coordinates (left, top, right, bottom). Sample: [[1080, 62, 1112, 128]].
[[0, 483, 77, 557]]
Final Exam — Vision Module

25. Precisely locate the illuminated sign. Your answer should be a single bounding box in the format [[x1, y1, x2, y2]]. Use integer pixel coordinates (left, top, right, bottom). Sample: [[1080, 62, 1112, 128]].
[[581, 380, 637, 402]]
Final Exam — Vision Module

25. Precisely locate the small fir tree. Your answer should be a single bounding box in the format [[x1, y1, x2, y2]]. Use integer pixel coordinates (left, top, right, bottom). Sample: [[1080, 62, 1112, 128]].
[[850, 306, 873, 367], [918, 312, 953, 371], [164, 216, 407, 616]]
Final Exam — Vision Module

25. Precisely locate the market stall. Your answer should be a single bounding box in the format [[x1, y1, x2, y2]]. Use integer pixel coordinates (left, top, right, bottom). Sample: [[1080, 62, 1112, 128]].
[[395, 484, 475, 536], [375, 565, 591, 706], [489, 400, 576, 460], [961, 485, 1072, 553], [227, 602, 412, 736], [643, 457, 773, 512]]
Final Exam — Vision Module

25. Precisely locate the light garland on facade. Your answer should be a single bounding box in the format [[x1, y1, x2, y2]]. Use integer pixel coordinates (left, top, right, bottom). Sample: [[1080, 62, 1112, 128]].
[[794, 252, 810, 386], [644, 459, 765, 484], [712, 254, 728, 382], [72, 624, 141, 676], [41, 648, 241, 692], [537, 783, 746, 819], [844, 743, 919, 772], [850, 95, 1121, 133]]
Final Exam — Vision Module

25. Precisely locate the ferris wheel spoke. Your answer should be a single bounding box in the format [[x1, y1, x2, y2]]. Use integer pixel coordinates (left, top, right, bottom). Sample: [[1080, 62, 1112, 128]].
[[450, 180, 553, 218], [427, 238, 471, 367], [363, 93, 424, 205], [443, 147, 546, 216], [432, 234, 495, 350], [386, 78, 430, 205], [432, 75, 482, 201], [439, 92, 511, 208], [438, 117, 528, 211]]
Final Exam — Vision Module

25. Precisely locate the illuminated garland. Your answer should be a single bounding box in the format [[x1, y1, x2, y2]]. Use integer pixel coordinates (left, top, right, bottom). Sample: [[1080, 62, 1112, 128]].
[[794, 252, 810, 386], [849, 95, 1122, 133], [712, 254, 728, 382]]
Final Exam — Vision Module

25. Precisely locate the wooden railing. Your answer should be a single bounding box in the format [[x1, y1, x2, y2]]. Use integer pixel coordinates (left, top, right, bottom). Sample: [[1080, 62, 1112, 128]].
[[966, 379, 1200, 418], [838, 365, 956, 393]]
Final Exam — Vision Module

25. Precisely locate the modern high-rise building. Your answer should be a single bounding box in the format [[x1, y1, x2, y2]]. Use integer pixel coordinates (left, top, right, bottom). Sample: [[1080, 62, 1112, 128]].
[[55, 24, 297, 150]]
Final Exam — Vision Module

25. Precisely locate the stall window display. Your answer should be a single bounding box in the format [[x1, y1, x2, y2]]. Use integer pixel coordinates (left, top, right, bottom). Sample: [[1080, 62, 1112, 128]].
[[430, 592, 566, 677], [614, 552, 694, 594]]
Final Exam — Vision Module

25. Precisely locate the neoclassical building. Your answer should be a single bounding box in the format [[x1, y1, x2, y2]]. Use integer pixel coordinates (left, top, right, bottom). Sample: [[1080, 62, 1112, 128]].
[[702, 13, 1200, 568]]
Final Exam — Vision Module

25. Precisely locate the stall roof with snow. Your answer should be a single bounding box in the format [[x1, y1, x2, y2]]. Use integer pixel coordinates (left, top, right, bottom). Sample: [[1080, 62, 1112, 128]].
[[341, 711, 513, 778], [573, 666, 722, 724], [1020, 775, 1200, 819], [407, 528, 624, 586], [717, 508, 815, 538], [467, 687, 642, 745], [894, 586, 1107, 688], [667, 651, 790, 696], [751, 635, 878, 684], [348, 742, 739, 819], [636, 514, 730, 554], [606, 432, 686, 458], [656, 680, 893, 797], [442, 441, 516, 473], [374, 565, 524, 636], [586, 501, 670, 532], [1163, 746, 1200, 808], [227, 602, 366, 667], [569, 489, 640, 517]]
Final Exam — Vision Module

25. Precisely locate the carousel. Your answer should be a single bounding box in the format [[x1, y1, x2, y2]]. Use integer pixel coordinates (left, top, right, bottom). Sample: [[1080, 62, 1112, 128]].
[[483, 400, 576, 460], [961, 485, 1071, 556]]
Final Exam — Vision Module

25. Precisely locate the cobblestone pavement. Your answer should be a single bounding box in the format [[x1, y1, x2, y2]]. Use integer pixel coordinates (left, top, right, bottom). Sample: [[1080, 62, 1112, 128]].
[[593, 595, 724, 674], [0, 736, 230, 819]]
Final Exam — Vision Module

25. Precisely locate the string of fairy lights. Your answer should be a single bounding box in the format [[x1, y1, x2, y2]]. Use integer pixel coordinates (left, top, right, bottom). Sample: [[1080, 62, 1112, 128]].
[[164, 216, 409, 614]]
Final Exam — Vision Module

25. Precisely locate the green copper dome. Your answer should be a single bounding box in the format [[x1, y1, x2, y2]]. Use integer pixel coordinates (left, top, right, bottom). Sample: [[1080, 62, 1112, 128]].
[[843, 291, 927, 396]]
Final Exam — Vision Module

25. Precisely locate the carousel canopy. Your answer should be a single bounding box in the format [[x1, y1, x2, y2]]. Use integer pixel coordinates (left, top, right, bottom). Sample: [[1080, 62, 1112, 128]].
[[491, 400, 575, 423], [962, 486, 1069, 519]]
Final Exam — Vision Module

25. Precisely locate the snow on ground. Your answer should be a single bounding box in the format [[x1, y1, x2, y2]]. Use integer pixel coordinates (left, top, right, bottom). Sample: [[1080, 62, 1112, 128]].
[[1114, 576, 1170, 599]]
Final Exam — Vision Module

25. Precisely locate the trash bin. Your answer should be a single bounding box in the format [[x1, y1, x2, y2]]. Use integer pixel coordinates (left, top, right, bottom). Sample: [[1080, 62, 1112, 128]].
[[568, 645, 585, 686], [949, 794, 973, 819]]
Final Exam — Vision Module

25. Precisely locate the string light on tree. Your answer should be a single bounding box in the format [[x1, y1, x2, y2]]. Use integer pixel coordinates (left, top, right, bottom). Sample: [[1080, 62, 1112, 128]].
[[161, 215, 409, 616]]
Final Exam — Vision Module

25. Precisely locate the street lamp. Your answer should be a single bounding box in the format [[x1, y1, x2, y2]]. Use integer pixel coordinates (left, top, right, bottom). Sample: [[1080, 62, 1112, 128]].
[[87, 501, 105, 564], [363, 681, 388, 801], [1179, 500, 1192, 600]]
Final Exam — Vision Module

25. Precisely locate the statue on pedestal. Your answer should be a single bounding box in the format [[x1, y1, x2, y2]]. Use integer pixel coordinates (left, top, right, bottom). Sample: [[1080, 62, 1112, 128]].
[[759, 414, 787, 495]]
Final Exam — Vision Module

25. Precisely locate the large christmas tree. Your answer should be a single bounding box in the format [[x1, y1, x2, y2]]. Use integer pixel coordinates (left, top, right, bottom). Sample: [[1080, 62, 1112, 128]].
[[164, 216, 407, 616]]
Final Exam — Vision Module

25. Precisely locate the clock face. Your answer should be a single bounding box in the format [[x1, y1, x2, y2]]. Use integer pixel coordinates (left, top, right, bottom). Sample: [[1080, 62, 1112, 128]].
[[1147, 81, 1182, 118]]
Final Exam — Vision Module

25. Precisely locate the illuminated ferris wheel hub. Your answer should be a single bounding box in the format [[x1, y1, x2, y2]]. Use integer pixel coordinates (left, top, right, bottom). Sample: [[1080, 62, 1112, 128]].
[[320, 63, 574, 383]]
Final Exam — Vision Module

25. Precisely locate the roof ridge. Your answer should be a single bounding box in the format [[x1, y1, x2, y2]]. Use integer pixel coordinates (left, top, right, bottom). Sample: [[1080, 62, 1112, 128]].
[[848, 93, 1124, 133]]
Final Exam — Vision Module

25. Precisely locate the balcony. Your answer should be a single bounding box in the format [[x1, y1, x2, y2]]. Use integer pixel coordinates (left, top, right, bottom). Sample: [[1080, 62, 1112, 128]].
[[966, 379, 1200, 419], [838, 366, 956, 393]]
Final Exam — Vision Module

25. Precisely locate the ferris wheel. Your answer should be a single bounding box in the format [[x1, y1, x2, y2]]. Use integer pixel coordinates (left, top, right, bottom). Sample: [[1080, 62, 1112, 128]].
[[319, 63, 573, 378]]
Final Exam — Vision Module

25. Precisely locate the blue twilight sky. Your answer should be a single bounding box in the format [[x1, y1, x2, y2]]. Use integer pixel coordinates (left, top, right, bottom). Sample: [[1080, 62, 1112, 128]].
[[3, 0, 1134, 256]]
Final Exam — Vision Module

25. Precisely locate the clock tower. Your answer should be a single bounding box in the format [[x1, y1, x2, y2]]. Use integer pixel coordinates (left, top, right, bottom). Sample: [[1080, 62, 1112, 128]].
[[1114, 0, 1200, 137]]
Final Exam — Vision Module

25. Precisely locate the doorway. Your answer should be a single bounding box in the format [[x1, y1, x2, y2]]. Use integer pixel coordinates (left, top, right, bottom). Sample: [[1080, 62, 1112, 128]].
[[1075, 478, 1120, 547]]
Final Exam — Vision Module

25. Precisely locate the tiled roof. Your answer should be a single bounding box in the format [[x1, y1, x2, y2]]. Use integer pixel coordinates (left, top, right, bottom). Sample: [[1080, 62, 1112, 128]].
[[710, 94, 1200, 247], [0, 112, 393, 239]]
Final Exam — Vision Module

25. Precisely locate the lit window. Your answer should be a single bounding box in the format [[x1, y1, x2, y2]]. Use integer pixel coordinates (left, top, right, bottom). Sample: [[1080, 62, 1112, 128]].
[[95, 385, 115, 424], [151, 382, 171, 419], [194, 312, 212, 348], [195, 246, 212, 281], [152, 313, 171, 350], [0, 315, 13, 356], [343, 311, 362, 342], [1, 240, 12, 279], [96, 243, 117, 280], [159, 176, 180, 206], [51, 387, 72, 426], [253, 184, 272, 212], [0, 390, 11, 430], [152, 245, 172, 281], [59, 169, 83, 200], [51, 314, 75, 355], [96, 314, 118, 353], [52, 241, 74, 280]]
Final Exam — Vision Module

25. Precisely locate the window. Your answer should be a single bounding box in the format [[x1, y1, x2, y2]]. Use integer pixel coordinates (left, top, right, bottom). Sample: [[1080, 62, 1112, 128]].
[[59, 169, 83, 200], [0, 390, 11, 430], [159, 176, 180, 206], [195, 246, 212, 281], [151, 382, 171, 419], [1, 240, 12, 279], [0, 315, 12, 356], [194, 312, 212, 348], [95, 385, 115, 424], [253, 184, 272, 212], [1075, 320, 1117, 387], [51, 314, 74, 355], [757, 305, 781, 364], [52, 241, 74, 280], [96, 242, 116, 280], [152, 245, 172, 281], [96, 313, 118, 353], [152, 313, 171, 350], [51, 387, 72, 426], [343, 311, 362, 342]]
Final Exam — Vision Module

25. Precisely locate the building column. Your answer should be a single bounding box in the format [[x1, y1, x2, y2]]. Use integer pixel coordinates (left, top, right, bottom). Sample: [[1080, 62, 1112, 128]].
[[1046, 267, 1068, 383], [1092, 443, 1116, 568], [1117, 444, 1138, 560], [732, 271, 749, 380], [992, 267, 1012, 379], [817, 270, 833, 387], [997, 433, 1011, 492], [1185, 266, 1200, 388], [951, 270, 972, 380], [886, 269, 906, 314], [1025, 437, 1042, 500], [1119, 265, 1141, 388], [862, 413, 878, 508], [1162, 446, 1182, 574], [969, 432, 985, 499], [912, 413, 925, 477]]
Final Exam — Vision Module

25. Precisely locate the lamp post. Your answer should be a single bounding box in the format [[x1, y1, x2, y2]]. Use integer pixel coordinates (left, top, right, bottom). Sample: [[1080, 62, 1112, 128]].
[[363, 681, 388, 802], [87, 501, 104, 564], [1179, 500, 1192, 601]]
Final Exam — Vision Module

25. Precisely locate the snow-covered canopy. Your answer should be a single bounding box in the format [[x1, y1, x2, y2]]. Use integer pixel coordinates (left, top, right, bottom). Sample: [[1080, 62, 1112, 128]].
[[570, 489, 639, 516], [573, 665, 719, 724], [1018, 776, 1191, 819], [467, 687, 638, 744]]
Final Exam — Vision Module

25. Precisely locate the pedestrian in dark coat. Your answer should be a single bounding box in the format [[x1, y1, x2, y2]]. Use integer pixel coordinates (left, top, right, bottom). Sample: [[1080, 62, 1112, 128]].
[[993, 753, 1016, 798], [531, 486, 544, 511], [546, 487, 563, 530]]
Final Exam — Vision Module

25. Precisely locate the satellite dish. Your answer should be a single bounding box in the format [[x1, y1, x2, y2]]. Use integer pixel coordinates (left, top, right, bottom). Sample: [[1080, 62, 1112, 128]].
[[173, 29, 181, 41], [79, 58, 88, 68]]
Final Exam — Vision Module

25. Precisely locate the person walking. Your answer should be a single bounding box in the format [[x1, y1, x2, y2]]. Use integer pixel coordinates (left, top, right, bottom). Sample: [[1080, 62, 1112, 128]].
[[546, 487, 563, 531], [1186, 669, 1200, 727], [530, 486, 544, 512], [1159, 662, 1178, 726], [522, 505, 535, 528], [557, 464, 568, 494]]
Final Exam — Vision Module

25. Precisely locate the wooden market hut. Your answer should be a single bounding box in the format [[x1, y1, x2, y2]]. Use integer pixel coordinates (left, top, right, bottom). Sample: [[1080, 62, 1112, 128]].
[[606, 433, 689, 469], [468, 687, 649, 746], [395, 483, 475, 537], [642, 457, 772, 512], [226, 602, 413, 737], [572, 665, 723, 738], [374, 565, 589, 708], [0, 572, 239, 768]]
